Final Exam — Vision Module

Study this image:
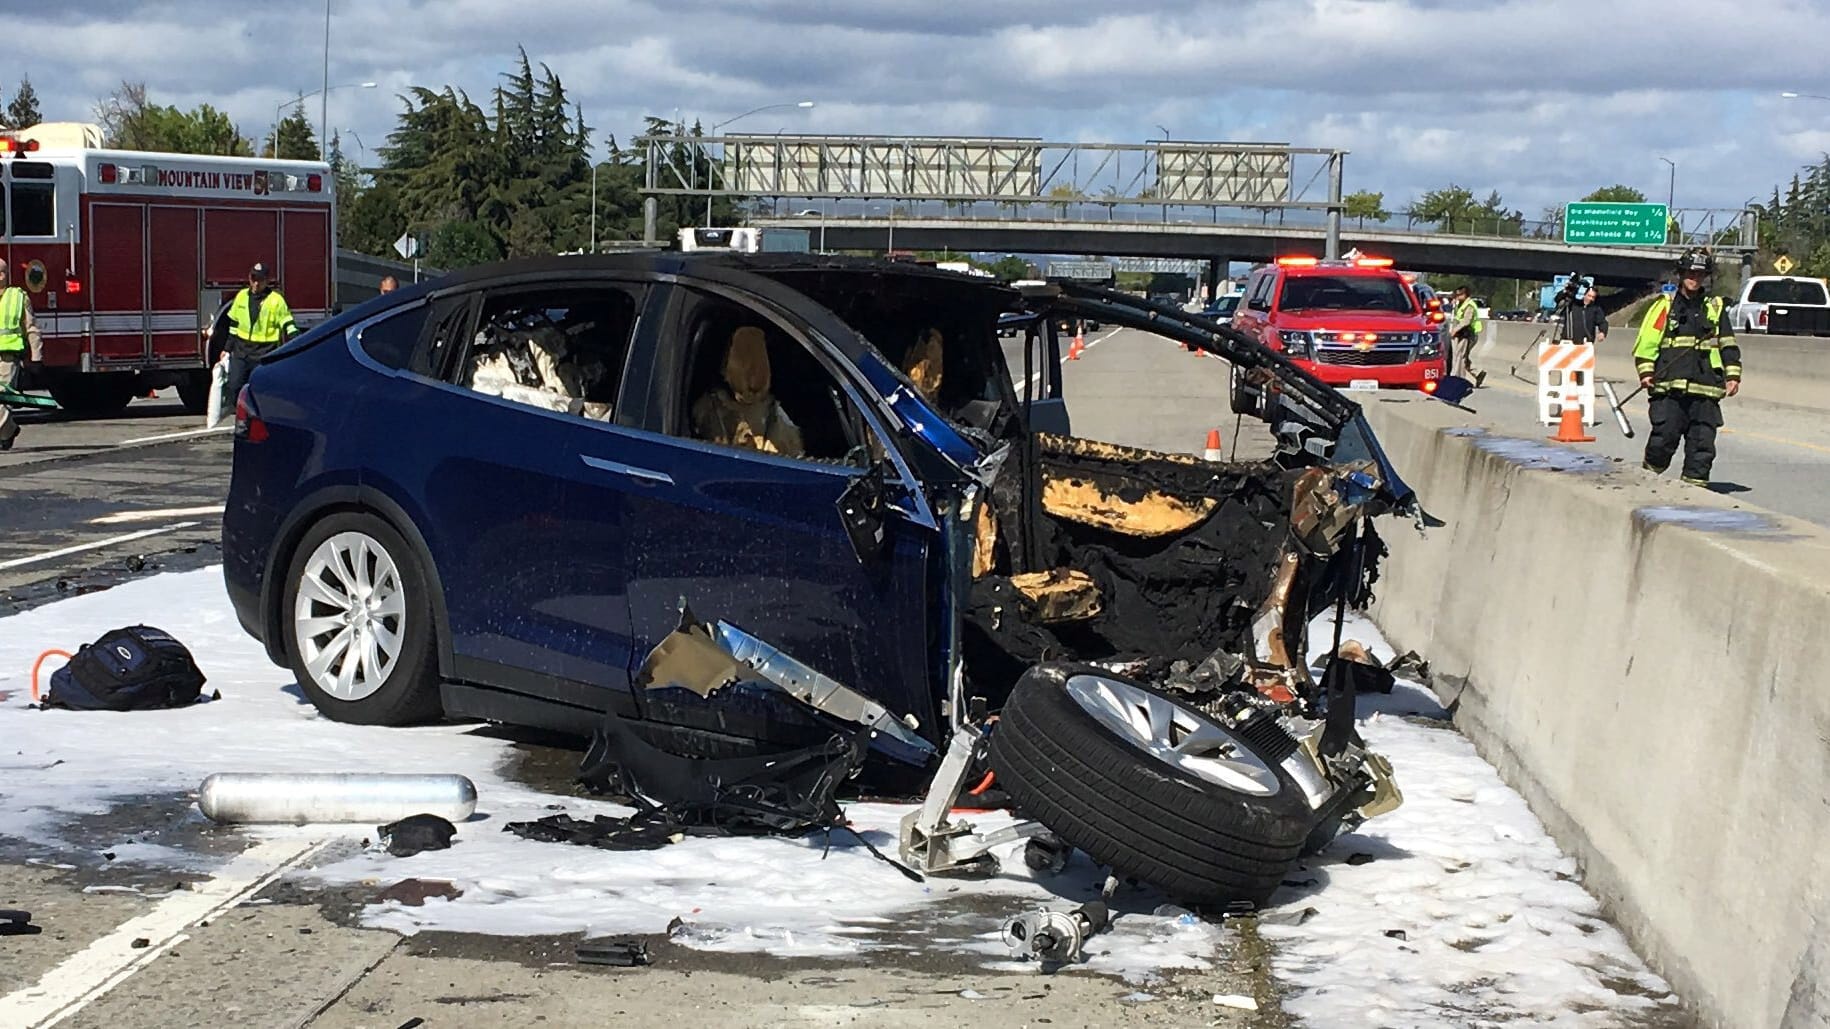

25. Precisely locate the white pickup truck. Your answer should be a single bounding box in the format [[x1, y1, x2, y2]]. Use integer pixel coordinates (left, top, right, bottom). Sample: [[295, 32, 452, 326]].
[[1732, 275, 1830, 335]]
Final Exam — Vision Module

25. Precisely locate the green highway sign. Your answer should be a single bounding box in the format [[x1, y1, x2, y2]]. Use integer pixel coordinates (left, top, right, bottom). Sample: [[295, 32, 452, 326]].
[[1563, 202, 1669, 246]]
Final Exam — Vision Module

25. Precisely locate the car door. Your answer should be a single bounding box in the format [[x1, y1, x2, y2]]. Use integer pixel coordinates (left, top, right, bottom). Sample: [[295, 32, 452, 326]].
[[610, 281, 944, 739], [1004, 313, 1070, 436], [355, 278, 656, 709]]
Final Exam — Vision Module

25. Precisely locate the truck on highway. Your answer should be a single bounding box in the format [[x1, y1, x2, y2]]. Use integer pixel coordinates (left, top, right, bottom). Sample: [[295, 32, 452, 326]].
[[1, 122, 335, 416], [1731, 274, 1830, 335]]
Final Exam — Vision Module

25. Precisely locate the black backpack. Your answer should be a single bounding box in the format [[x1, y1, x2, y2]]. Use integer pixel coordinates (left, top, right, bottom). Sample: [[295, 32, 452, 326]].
[[44, 626, 206, 711]]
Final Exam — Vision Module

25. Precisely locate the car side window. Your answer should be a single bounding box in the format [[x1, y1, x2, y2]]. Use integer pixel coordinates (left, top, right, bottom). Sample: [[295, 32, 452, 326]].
[[355, 304, 430, 370], [448, 284, 643, 425], [1247, 272, 1274, 312], [652, 287, 873, 467]]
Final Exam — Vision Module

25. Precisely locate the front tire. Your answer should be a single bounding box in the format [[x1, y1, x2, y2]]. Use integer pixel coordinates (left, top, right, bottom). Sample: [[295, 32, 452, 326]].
[[988, 664, 1321, 908], [282, 513, 442, 725], [1228, 366, 1257, 417]]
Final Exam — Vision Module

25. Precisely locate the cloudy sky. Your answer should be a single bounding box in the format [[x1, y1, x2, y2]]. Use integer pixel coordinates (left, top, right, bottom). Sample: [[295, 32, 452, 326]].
[[10, 0, 1829, 217]]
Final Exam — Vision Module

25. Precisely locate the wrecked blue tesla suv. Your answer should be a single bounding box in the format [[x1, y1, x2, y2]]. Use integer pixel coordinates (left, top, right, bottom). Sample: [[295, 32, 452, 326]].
[[224, 253, 1411, 907]]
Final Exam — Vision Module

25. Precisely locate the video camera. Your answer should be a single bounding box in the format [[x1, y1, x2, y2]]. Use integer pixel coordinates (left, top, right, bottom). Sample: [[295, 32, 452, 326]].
[[1554, 272, 1593, 306]]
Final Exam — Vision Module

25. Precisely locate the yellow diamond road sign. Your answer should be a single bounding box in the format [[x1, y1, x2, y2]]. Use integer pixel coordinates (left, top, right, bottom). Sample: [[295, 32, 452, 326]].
[[1775, 255, 1795, 274]]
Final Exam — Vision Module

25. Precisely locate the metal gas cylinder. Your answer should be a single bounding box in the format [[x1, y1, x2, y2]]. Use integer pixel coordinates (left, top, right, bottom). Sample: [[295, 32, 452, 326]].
[[197, 772, 478, 825]]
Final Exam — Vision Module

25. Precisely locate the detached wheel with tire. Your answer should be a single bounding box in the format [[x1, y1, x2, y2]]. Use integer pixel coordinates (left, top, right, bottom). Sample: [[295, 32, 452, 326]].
[[282, 513, 442, 725], [987, 664, 1321, 908]]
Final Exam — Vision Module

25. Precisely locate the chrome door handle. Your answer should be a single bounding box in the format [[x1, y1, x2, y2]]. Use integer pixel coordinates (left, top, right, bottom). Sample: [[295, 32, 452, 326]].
[[581, 454, 673, 485]]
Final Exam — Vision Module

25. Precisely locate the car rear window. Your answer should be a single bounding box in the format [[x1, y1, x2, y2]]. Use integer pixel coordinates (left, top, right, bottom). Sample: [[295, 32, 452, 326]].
[[1278, 275, 1416, 313], [1747, 279, 1828, 305]]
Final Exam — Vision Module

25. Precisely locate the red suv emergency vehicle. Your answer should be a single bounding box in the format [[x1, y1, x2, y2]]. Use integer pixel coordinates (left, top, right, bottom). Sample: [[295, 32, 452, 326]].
[[0, 123, 334, 415], [1230, 255, 1444, 405]]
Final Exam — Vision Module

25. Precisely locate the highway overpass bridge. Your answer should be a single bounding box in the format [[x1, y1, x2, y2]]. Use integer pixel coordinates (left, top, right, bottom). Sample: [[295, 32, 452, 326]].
[[748, 215, 1747, 287], [637, 131, 1755, 288]]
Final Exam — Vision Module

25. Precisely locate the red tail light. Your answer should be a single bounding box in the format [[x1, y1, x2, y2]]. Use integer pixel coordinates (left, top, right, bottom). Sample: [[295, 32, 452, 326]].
[[234, 386, 268, 443], [307, 173, 323, 192], [1759, 309, 1768, 326], [98, 163, 118, 184], [63, 276, 82, 295]]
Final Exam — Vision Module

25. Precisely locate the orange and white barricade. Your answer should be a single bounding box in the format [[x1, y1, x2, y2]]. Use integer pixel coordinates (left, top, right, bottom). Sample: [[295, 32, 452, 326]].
[[1537, 340, 1597, 426]]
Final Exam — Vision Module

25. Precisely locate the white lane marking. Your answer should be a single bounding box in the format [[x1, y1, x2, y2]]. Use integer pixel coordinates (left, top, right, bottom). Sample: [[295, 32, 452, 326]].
[[116, 425, 232, 447], [3, 837, 326, 1028], [1032, 326, 1126, 389], [0, 522, 201, 571], [87, 505, 225, 526]]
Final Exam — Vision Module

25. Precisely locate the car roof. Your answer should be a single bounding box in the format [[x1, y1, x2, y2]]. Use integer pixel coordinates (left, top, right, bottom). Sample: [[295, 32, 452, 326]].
[[411, 250, 1017, 294]]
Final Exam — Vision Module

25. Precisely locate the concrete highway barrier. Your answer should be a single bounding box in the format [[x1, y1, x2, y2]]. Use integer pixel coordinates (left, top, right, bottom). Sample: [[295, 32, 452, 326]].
[[1489, 322, 1830, 411], [1361, 394, 1830, 1029]]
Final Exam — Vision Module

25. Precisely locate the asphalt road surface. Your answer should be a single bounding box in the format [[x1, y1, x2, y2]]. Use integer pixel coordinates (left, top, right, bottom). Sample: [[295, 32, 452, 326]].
[[0, 391, 230, 616], [1469, 325, 1830, 528]]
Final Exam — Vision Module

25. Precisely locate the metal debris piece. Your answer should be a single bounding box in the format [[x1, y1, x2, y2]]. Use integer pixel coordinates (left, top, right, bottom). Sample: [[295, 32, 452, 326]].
[[1001, 900, 1111, 968], [576, 937, 652, 967]]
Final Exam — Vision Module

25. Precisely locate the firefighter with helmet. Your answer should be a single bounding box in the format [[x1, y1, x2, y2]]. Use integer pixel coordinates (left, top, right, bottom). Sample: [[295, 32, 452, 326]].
[[211, 262, 299, 403], [1635, 248, 1741, 485]]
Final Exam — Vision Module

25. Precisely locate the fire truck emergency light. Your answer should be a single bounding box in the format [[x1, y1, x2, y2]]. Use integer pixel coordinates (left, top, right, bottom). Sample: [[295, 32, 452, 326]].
[[0, 138, 40, 156]]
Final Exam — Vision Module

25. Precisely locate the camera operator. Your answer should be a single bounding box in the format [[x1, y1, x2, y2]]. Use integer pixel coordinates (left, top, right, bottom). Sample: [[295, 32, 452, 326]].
[[1558, 280, 1607, 344]]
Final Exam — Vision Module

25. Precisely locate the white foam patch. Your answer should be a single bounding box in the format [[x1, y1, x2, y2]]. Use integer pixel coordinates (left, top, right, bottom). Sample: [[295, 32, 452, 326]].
[[1279, 612, 1683, 1025], [0, 568, 1214, 978], [0, 567, 1685, 1016]]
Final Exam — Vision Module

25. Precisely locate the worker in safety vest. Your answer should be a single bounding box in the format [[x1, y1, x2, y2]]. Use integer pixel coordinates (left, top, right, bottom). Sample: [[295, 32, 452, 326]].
[[211, 262, 299, 403], [0, 259, 45, 451], [1448, 286, 1486, 387], [1635, 249, 1741, 485]]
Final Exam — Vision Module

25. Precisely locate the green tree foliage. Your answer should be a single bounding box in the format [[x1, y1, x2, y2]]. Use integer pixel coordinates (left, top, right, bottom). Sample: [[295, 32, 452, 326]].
[[1343, 190, 1389, 226], [1754, 154, 1830, 275], [425, 219, 501, 268], [267, 103, 318, 160], [94, 82, 253, 155], [1405, 184, 1522, 236], [4, 77, 41, 130], [1581, 184, 1648, 203]]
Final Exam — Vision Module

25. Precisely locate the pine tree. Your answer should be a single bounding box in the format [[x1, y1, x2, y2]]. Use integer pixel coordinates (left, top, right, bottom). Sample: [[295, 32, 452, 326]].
[[269, 102, 318, 160], [6, 77, 40, 130]]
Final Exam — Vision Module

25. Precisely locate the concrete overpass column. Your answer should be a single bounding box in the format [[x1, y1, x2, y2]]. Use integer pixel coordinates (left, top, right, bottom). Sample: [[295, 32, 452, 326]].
[[1206, 258, 1224, 302], [643, 197, 658, 246]]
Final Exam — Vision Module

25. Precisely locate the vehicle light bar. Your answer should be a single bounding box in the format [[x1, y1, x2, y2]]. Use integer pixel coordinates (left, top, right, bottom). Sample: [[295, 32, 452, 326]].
[[0, 137, 39, 155], [1354, 257, 1394, 268], [1277, 256, 1319, 267]]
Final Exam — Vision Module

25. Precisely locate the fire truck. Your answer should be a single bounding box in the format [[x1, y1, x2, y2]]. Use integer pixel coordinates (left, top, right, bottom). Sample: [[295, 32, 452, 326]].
[[0, 123, 335, 415]]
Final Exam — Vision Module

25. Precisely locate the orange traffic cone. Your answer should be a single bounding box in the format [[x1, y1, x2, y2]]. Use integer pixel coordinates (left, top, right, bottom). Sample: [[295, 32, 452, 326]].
[[1067, 336, 1084, 361], [1203, 429, 1223, 461], [1550, 406, 1595, 443]]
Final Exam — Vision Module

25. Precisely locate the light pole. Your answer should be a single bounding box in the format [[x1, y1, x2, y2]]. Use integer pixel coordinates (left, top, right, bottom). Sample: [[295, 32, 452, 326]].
[[704, 100, 814, 225], [1658, 156, 1676, 242], [1781, 91, 1830, 102], [274, 82, 376, 159], [321, 0, 331, 161]]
